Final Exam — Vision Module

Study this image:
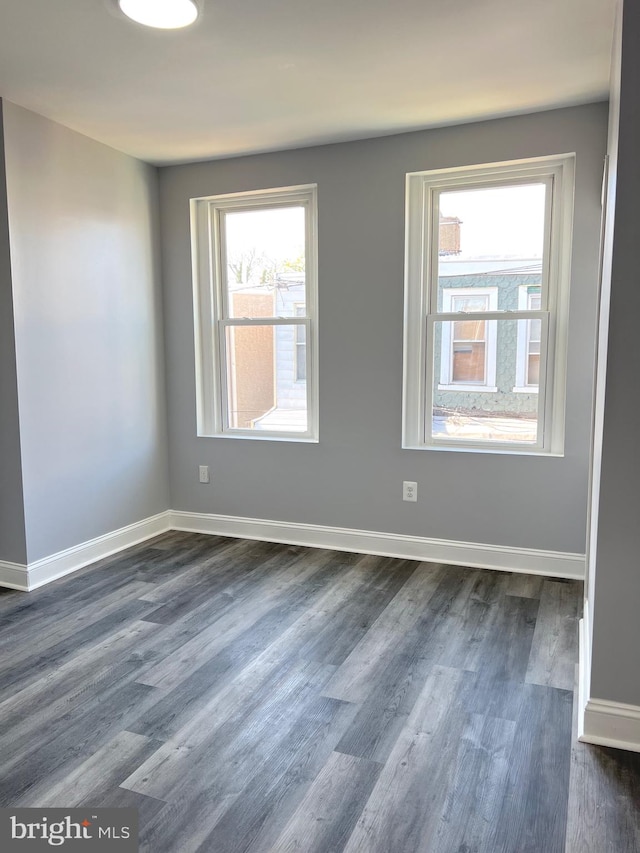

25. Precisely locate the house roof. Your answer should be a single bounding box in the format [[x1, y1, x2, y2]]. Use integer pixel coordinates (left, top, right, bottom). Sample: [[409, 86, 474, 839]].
[[438, 259, 543, 277]]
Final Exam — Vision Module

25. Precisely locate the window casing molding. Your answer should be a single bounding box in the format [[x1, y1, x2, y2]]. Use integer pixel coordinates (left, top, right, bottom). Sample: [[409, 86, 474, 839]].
[[402, 155, 575, 454], [191, 184, 319, 441]]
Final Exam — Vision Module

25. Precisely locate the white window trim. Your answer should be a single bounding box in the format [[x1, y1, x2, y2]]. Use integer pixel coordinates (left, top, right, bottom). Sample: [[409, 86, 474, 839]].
[[438, 287, 498, 391], [402, 154, 574, 454], [191, 184, 319, 442], [513, 285, 542, 392]]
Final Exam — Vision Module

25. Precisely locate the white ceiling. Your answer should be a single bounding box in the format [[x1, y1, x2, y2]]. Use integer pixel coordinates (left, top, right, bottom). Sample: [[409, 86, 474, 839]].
[[0, 0, 617, 165]]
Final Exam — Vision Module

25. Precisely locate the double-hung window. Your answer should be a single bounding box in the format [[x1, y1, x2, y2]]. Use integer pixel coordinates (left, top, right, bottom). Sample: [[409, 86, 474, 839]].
[[403, 155, 574, 453], [191, 185, 318, 441]]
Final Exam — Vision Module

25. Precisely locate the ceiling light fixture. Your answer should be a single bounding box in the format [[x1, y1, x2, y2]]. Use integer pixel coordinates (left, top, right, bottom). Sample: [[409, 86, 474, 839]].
[[118, 0, 199, 29]]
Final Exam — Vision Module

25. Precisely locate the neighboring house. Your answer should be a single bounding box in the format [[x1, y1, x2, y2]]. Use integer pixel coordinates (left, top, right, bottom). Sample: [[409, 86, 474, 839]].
[[434, 259, 542, 419]]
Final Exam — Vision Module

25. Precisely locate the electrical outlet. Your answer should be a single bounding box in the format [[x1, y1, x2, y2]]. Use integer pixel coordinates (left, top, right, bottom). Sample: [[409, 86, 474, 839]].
[[199, 465, 210, 484], [403, 480, 417, 502]]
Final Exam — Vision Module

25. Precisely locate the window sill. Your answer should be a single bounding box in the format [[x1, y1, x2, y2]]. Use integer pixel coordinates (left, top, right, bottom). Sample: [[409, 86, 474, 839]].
[[402, 441, 564, 457], [199, 431, 319, 443], [437, 384, 498, 393], [512, 386, 539, 394]]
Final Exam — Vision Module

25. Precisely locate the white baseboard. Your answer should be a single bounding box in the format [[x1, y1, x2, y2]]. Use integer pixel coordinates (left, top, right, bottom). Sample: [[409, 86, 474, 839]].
[[580, 698, 640, 753], [0, 508, 585, 594], [0, 512, 172, 592], [0, 560, 29, 591], [578, 610, 640, 753], [168, 510, 585, 579]]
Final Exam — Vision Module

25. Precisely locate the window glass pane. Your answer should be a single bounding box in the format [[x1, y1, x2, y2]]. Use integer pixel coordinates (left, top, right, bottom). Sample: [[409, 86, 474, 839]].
[[529, 319, 542, 344], [295, 339, 306, 382], [225, 325, 307, 432], [453, 318, 486, 342], [453, 340, 486, 383], [527, 353, 540, 386], [433, 318, 538, 444], [452, 295, 488, 313], [436, 183, 546, 312], [223, 206, 306, 318], [529, 294, 542, 311]]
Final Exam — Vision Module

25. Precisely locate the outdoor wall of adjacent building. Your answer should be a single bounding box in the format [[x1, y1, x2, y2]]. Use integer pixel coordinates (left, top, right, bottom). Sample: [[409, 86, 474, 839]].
[[433, 272, 541, 416], [1, 101, 169, 563], [226, 285, 307, 429], [0, 102, 27, 565], [229, 292, 275, 428], [273, 282, 307, 411], [160, 102, 606, 556]]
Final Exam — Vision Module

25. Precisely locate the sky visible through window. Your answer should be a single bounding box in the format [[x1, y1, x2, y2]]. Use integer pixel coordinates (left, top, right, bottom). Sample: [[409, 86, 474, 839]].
[[439, 183, 546, 259], [223, 185, 546, 270], [224, 206, 305, 287]]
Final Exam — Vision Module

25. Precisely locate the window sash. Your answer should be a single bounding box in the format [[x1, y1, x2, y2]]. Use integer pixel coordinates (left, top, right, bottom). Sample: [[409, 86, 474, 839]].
[[425, 312, 550, 451], [428, 175, 555, 315], [216, 318, 312, 438], [217, 203, 308, 321]]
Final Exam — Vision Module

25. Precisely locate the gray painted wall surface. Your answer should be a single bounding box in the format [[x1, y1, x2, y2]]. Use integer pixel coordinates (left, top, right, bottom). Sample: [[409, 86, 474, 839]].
[[585, 1, 621, 705], [2, 102, 169, 563], [0, 101, 27, 565], [590, 0, 640, 707], [161, 103, 606, 554]]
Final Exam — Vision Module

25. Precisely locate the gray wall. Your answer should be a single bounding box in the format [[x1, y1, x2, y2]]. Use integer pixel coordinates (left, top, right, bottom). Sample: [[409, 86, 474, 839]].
[[160, 103, 606, 554], [0, 102, 27, 565], [590, 0, 640, 707], [2, 102, 169, 563]]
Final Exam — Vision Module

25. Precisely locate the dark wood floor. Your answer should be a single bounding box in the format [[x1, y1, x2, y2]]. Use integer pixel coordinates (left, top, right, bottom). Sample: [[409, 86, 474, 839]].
[[0, 532, 638, 852]]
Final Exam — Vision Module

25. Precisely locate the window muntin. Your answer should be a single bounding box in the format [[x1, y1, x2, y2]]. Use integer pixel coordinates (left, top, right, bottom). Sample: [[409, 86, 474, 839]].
[[403, 156, 574, 454], [191, 185, 318, 441]]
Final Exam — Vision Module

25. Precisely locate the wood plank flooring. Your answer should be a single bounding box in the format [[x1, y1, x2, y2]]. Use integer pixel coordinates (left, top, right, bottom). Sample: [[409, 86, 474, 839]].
[[0, 531, 637, 852], [565, 667, 640, 853]]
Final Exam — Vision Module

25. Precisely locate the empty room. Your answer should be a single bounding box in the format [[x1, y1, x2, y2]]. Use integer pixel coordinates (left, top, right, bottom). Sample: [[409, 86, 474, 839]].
[[0, 0, 639, 851]]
